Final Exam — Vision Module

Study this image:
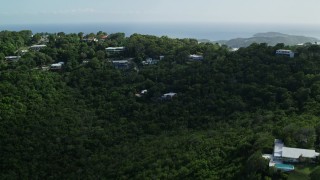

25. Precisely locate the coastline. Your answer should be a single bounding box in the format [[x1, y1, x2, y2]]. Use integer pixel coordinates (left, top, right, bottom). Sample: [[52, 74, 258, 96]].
[[1, 22, 320, 41]]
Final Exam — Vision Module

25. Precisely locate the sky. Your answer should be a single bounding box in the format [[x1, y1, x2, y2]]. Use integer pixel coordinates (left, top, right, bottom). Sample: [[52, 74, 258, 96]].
[[0, 0, 319, 25]]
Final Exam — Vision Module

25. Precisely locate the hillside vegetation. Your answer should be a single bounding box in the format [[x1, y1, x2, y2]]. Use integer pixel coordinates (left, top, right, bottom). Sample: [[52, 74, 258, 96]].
[[1, 30, 320, 179]]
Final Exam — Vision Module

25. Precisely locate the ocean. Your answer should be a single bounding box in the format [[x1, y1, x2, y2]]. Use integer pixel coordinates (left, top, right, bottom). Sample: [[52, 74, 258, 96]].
[[1, 22, 320, 41]]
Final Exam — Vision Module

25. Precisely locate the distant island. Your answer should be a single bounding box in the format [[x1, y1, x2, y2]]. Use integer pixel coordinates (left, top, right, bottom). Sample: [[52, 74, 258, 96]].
[[200, 32, 319, 48]]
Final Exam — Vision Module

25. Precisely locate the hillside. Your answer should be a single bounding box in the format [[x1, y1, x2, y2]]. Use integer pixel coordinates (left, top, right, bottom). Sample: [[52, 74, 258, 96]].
[[2, 30, 320, 179], [218, 32, 318, 48]]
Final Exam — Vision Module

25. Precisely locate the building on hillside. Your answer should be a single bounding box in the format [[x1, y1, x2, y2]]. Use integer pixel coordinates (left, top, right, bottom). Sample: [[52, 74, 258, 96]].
[[262, 139, 320, 171], [99, 35, 108, 41], [106, 47, 125, 54], [142, 58, 159, 65], [230, 48, 239, 52], [189, 54, 203, 61], [30, 45, 47, 51], [135, 89, 148, 97], [5, 56, 21, 62], [112, 60, 130, 69], [276, 49, 295, 58], [142, 56, 164, 65], [273, 139, 319, 162], [141, 89, 148, 94], [50, 62, 64, 70], [82, 38, 98, 42], [19, 49, 29, 55], [161, 92, 177, 100]]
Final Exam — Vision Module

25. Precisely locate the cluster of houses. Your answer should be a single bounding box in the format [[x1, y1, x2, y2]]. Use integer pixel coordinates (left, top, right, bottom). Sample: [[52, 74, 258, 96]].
[[106, 47, 131, 70], [82, 35, 108, 42], [106, 46, 166, 69], [3, 43, 63, 71], [4, 44, 47, 63], [263, 139, 320, 171]]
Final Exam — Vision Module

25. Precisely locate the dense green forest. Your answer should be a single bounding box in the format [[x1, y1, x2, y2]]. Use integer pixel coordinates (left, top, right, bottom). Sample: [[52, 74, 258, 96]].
[[1, 30, 320, 179]]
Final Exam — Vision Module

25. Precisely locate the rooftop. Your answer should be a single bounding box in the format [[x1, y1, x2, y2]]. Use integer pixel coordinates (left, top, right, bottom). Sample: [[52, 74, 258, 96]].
[[5, 56, 21, 59], [106, 47, 125, 50], [282, 147, 320, 159], [112, 60, 129, 63], [30, 45, 47, 48], [163, 92, 177, 96], [273, 139, 319, 159], [189, 54, 203, 58], [51, 63, 62, 67]]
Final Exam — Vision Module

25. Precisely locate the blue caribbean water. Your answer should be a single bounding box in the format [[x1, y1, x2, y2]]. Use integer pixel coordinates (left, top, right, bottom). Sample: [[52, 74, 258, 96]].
[[1, 22, 320, 41]]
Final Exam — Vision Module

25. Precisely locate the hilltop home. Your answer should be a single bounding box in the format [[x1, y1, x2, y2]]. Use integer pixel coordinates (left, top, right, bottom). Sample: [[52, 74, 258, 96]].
[[189, 54, 203, 61], [50, 62, 64, 70], [18, 49, 29, 55], [106, 47, 125, 54], [99, 35, 108, 41], [82, 38, 98, 42], [263, 139, 320, 171], [276, 49, 295, 58], [161, 92, 177, 100], [30, 45, 47, 51], [5, 56, 21, 62], [135, 89, 148, 97], [273, 139, 319, 162]]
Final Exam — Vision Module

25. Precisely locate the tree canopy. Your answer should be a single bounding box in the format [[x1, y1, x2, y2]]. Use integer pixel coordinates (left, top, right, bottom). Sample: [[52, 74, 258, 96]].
[[1, 30, 320, 179]]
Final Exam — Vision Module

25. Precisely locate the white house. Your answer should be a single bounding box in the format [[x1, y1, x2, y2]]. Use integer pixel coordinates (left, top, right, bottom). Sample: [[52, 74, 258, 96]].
[[5, 56, 21, 62], [161, 92, 177, 100], [106, 47, 125, 53], [276, 49, 295, 58], [189, 54, 203, 61], [231, 48, 239, 52], [135, 89, 148, 97], [273, 139, 319, 162], [30, 45, 47, 51], [50, 62, 64, 70], [141, 89, 148, 94], [50, 63, 62, 70], [262, 139, 319, 171]]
